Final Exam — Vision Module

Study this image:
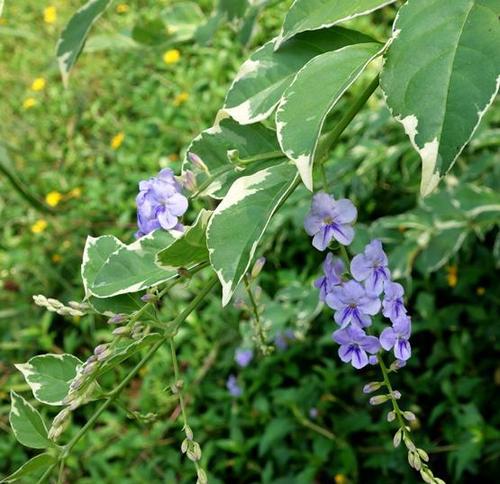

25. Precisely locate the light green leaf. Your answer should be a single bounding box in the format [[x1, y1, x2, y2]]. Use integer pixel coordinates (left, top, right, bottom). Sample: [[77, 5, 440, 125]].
[[217, 0, 248, 20], [15, 354, 82, 406], [0, 0, 4, 17], [157, 210, 212, 269], [380, 0, 500, 196], [96, 333, 163, 378], [56, 0, 112, 86], [276, 0, 397, 47], [87, 293, 151, 317], [276, 42, 381, 190], [207, 163, 298, 306], [182, 115, 282, 199], [224, 27, 374, 124], [161, 1, 205, 42], [90, 230, 177, 298], [9, 392, 50, 449], [1, 453, 56, 483]]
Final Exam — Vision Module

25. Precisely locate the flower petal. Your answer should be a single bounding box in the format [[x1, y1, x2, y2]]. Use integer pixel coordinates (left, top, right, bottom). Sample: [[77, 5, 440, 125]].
[[350, 254, 371, 281], [379, 327, 396, 351], [334, 199, 357, 224], [351, 348, 368, 369], [395, 340, 411, 361]]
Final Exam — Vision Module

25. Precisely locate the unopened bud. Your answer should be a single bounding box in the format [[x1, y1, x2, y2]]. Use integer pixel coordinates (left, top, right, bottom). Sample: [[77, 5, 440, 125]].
[[112, 326, 130, 336], [392, 390, 402, 399], [94, 344, 109, 355], [108, 314, 126, 325], [393, 428, 402, 448], [403, 411, 416, 421], [188, 152, 209, 173], [417, 448, 429, 462], [184, 424, 193, 441], [83, 361, 98, 375], [183, 170, 197, 192], [33, 294, 48, 306], [48, 298, 63, 309], [227, 149, 239, 162], [420, 469, 434, 484], [187, 441, 201, 461], [363, 381, 383, 394], [390, 359, 406, 371], [196, 468, 208, 484], [170, 383, 179, 394], [69, 375, 84, 391], [140, 293, 156, 303], [96, 349, 111, 361], [52, 409, 70, 427], [387, 411, 396, 422], [250, 257, 266, 278], [409, 450, 421, 470], [369, 395, 389, 405], [48, 425, 63, 440], [181, 438, 188, 453], [403, 434, 416, 452]]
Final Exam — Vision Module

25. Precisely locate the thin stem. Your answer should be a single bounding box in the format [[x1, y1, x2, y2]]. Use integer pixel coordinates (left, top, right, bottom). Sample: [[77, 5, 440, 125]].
[[57, 458, 65, 483], [316, 75, 380, 163], [36, 465, 56, 484], [378, 357, 406, 430]]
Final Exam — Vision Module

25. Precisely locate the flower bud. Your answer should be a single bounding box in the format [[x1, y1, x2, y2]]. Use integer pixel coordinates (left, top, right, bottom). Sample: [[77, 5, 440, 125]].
[[403, 434, 416, 452], [94, 344, 109, 355], [250, 257, 266, 278], [48, 298, 63, 309], [403, 411, 416, 421], [52, 409, 70, 428], [196, 468, 208, 484], [386, 411, 396, 422], [181, 438, 189, 454], [69, 375, 84, 391], [83, 361, 98, 375], [363, 381, 383, 394], [140, 293, 156, 303], [33, 294, 48, 306], [369, 395, 389, 405], [368, 355, 378, 365], [183, 170, 197, 192], [417, 448, 429, 462], [112, 326, 130, 336], [183, 424, 193, 441], [390, 359, 406, 371], [420, 469, 434, 484], [97, 349, 111, 361], [391, 390, 402, 399], [108, 314, 126, 325], [188, 152, 209, 173], [48, 425, 63, 441], [187, 441, 201, 461], [393, 428, 402, 448]]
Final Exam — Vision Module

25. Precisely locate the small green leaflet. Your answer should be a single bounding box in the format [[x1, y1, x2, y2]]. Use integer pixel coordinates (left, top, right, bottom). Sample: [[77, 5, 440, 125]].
[[157, 210, 212, 269], [276, 42, 382, 190], [380, 0, 500, 196], [276, 0, 397, 48], [56, 0, 112, 86], [224, 27, 374, 125], [182, 115, 282, 199], [0, 453, 56, 483], [15, 354, 82, 406], [89, 230, 177, 298], [207, 162, 298, 306], [9, 392, 50, 449]]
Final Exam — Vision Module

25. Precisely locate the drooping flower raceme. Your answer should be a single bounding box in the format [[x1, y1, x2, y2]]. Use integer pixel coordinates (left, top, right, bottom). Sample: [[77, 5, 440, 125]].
[[380, 315, 412, 361], [326, 280, 381, 328], [350, 239, 390, 295], [304, 192, 357, 250], [135, 168, 188, 238], [314, 253, 344, 301], [332, 326, 380, 369]]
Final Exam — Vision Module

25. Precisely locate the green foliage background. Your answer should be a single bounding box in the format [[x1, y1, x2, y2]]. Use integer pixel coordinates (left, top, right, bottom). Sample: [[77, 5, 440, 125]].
[[1, 1, 499, 482]]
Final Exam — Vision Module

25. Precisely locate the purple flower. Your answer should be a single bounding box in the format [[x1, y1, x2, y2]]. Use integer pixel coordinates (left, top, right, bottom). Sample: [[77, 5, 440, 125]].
[[332, 326, 380, 369], [350, 240, 391, 295], [135, 168, 188, 238], [314, 253, 344, 301], [235, 348, 253, 368], [382, 281, 407, 322], [326, 280, 381, 328], [380, 316, 412, 361], [274, 329, 295, 351], [304, 192, 357, 250], [226, 374, 242, 397]]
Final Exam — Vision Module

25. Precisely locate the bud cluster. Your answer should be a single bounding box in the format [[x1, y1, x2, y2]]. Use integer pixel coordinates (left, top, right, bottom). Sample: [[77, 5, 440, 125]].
[[33, 295, 87, 317]]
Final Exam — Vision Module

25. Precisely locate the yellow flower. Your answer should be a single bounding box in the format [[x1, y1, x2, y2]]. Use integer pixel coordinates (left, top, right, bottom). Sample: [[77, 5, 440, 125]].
[[116, 3, 129, 13], [23, 97, 37, 109], [45, 191, 63, 207], [31, 220, 48, 234], [68, 187, 82, 198], [334, 475, 348, 484], [446, 265, 457, 288], [111, 132, 125, 149], [31, 77, 46, 91], [173, 91, 189, 106], [476, 286, 485, 296], [163, 49, 181, 64], [44, 6, 57, 24], [52, 254, 62, 263]]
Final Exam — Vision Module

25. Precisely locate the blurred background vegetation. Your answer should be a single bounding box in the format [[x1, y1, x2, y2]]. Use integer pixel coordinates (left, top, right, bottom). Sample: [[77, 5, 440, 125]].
[[1, 1, 499, 482]]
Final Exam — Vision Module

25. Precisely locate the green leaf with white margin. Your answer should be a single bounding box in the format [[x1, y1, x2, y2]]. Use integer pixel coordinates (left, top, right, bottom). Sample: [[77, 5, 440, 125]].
[[56, 0, 112, 86], [161, 1, 205, 42], [9, 392, 50, 449], [276, 42, 382, 190], [224, 27, 375, 125], [276, 0, 397, 48], [157, 210, 212, 269], [380, 0, 500, 196], [90, 230, 178, 298], [15, 354, 82, 406], [182, 115, 282, 199], [1, 453, 57, 483], [207, 162, 298, 306]]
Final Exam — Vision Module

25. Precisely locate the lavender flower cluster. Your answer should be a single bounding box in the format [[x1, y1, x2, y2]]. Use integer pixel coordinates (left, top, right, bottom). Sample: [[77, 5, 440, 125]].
[[305, 192, 412, 370], [135, 168, 188, 238]]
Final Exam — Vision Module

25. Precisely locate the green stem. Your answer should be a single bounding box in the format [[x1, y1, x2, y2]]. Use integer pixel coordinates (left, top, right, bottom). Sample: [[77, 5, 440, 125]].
[[378, 356, 406, 431], [316, 75, 380, 163], [36, 464, 56, 484]]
